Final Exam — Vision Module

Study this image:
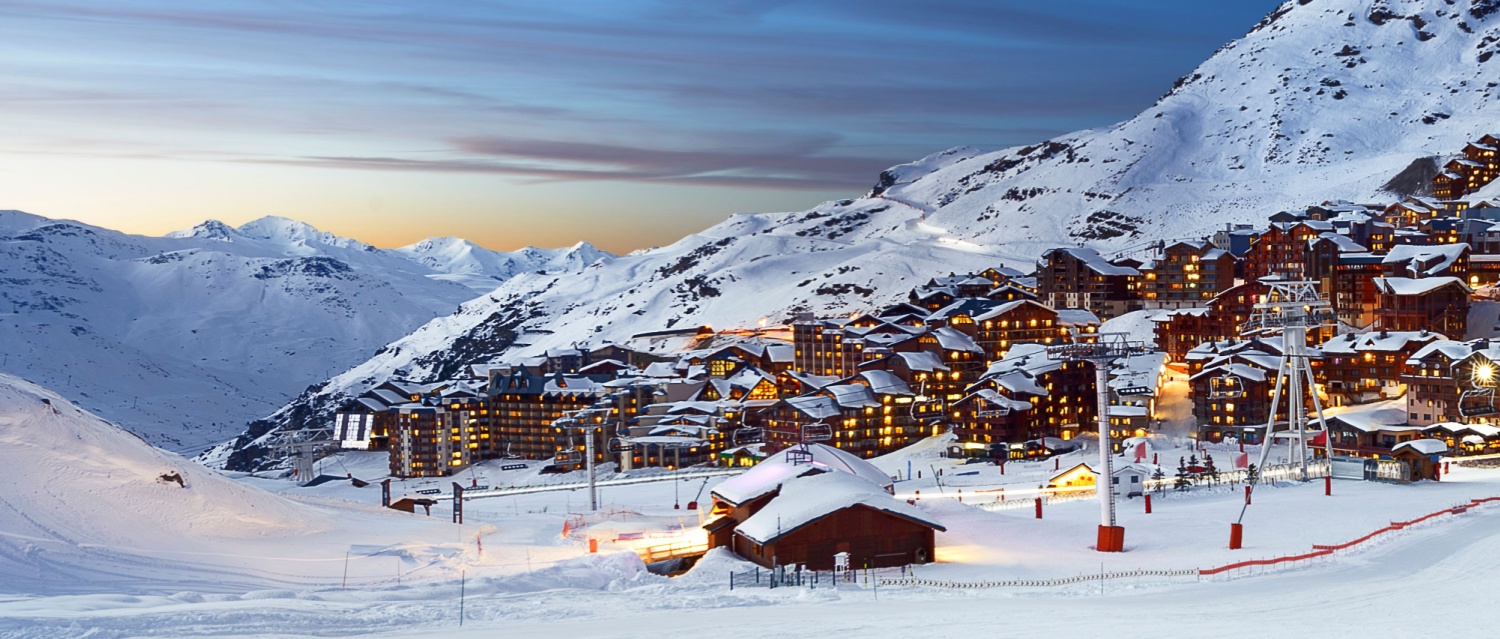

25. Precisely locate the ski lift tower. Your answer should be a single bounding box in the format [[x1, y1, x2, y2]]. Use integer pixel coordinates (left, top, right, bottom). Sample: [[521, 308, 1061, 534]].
[[273, 426, 333, 484], [1240, 279, 1338, 482], [1047, 332, 1146, 552], [555, 406, 615, 511]]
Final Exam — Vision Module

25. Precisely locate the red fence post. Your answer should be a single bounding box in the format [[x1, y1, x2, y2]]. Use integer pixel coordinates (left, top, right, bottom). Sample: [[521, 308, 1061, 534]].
[[1145, 493, 1152, 514], [1324, 476, 1331, 496], [1035, 497, 1043, 519], [1229, 523, 1243, 550]]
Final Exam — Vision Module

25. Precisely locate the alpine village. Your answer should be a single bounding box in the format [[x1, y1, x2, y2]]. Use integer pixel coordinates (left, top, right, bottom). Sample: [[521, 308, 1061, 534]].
[[309, 134, 1500, 569]]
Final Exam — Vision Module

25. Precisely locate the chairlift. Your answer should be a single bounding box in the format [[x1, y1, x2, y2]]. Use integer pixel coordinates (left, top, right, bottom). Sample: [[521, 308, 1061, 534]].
[[975, 406, 1011, 419], [785, 448, 815, 465], [1459, 388, 1500, 419], [553, 449, 583, 465], [732, 427, 764, 446], [1208, 374, 1246, 400], [607, 437, 631, 454], [801, 422, 833, 443], [908, 382, 944, 421]]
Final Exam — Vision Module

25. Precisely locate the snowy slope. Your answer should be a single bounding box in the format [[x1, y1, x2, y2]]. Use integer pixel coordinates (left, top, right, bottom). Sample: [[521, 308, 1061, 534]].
[[251, 0, 1500, 443], [0, 211, 610, 452], [0, 373, 480, 595], [393, 237, 611, 291]]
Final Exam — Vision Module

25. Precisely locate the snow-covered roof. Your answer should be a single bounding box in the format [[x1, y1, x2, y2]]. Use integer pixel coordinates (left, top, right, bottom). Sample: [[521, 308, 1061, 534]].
[[784, 395, 841, 419], [883, 350, 950, 373], [710, 442, 893, 506], [857, 370, 912, 396], [1044, 247, 1140, 276], [1315, 399, 1414, 433], [932, 326, 983, 353], [733, 471, 942, 545], [1320, 330, 1443, 355], [1382, 244, 1468, 277], [955, 388, 1033, 412], [1189, 362, 1268, 383], [1311, 232, 1366, 253], [1393, 439, 1449, 456], [1372, 276, 1468, 297], [1056, 308, 1102, 327], [1406, 339, 1492, 365]]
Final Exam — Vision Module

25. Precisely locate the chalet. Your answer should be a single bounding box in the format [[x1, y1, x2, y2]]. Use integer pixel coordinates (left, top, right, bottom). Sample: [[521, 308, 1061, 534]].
[[1036, 247, 1140, 320], [1190, 361, 1273, 444], [1137, 240, 1235, 309], [956, 343, 1096, 443], [1422, 422, 1500, 454], [1319, 330, 1445, 406], [705, 444, 936, 570], [1152, 281, 1269, 363], [987, 283, 1039, 302], [1372, 277, 1470, 336], [967, 299, 1072, 362], [1332, 253, 1387, 328], [1392, 439, 1449, 481], [1381, 243, 1469, 279], [487, 369, 615, 465], [759, 370, 932, 458], [725, 471, 942, 570], [950, 374, 1042, 448], [1318, 400, 1425, 457], [1401, 340, 1474, 426], [1047, 463, 1152, 498], [1243, 220, 1331, 281]]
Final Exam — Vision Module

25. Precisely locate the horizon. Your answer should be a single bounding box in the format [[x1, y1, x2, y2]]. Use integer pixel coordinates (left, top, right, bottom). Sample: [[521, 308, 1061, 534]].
[[1, 1, 1281, 254]]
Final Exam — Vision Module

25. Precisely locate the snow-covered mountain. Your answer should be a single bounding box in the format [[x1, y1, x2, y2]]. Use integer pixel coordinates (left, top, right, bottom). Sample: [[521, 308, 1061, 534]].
[[394, 237, 612, 291], [0, 211, 610, 452], [240, 0, 1500, 456]]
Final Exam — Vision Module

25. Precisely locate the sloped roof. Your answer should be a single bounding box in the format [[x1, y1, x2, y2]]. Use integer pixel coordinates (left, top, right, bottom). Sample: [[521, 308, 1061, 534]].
[[733, 471, 943, 545], [710, 442, 893, 506]]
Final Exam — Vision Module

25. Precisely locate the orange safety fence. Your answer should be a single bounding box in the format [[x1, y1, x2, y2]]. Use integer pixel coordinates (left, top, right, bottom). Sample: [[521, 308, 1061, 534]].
[[1201, 495, 1500, 577]]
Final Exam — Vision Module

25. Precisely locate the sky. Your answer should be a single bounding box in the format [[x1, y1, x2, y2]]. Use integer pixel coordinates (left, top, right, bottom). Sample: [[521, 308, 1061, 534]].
[[0, 1, 1283, 254]]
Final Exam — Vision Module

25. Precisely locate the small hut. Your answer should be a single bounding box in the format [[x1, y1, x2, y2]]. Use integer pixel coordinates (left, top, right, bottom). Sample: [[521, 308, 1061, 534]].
[[729, 471, 944, 570], [1392, 439, 1449, 481]]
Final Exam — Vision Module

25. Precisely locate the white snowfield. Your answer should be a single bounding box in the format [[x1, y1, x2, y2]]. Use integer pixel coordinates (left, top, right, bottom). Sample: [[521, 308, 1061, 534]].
[[0, 211, 610, 452], [273, 0, 1500, 434], [0, 373, 484, 597], [5, 372, 1500, 638]]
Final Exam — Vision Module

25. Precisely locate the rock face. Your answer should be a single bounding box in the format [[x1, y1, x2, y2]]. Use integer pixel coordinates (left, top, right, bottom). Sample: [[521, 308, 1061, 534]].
[[241, 0, 1500, 461], [0, 212, 610, 452]]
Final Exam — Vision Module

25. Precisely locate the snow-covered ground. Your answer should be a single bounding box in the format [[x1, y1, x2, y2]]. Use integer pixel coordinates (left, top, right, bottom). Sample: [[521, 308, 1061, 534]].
[[4, 370, 1499, 637]]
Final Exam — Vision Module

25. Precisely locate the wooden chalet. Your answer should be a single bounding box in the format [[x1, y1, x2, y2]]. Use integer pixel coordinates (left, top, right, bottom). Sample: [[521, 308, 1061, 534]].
[[1138, 240, 1235, 309], [1035, 247, 1141, 320], [1243, 220, 1332, 281], [759, 370, 932, 458], [702, 444, 936, 570], [486, 369, 615, 467], [1318, 401, 1425, 457], [726, 471, 942, 570], [1152, 281, 1268, 363], [1319, 330, 1445, 407], [1392, 439, 1449, 481], [1372, 276, 1470, 336]]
